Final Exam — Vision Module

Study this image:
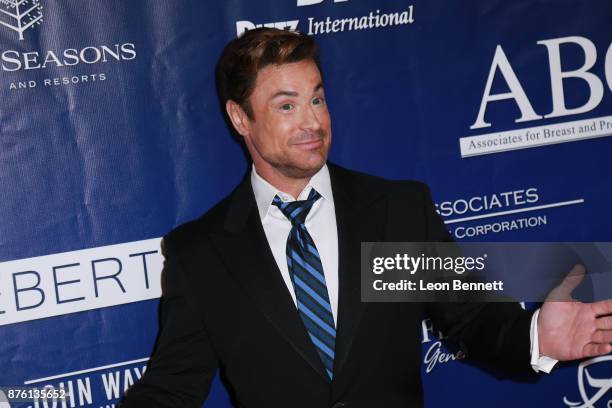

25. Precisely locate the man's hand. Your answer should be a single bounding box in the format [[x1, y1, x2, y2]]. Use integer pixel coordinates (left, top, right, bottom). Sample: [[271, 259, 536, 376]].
[[538, 264, 612, 361]]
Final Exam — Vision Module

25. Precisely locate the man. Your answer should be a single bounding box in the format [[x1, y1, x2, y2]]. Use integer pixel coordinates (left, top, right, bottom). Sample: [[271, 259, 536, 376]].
[[121, 28, 612, 407]]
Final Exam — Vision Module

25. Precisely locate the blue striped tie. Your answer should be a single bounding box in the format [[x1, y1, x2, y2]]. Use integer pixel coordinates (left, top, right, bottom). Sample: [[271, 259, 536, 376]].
[[272, 189, 336, 380]]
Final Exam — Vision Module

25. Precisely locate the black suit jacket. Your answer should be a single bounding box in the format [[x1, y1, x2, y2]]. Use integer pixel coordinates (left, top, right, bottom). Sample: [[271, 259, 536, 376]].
[[121, 164, 533, 408]]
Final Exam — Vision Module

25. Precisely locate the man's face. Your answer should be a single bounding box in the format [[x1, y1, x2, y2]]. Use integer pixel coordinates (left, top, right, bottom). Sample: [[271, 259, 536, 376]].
[[232, 60, 331, 179]]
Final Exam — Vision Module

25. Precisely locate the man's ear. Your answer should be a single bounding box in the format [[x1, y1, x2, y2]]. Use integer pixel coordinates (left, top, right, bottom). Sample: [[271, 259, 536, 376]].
[[226, 100, 250, 138]]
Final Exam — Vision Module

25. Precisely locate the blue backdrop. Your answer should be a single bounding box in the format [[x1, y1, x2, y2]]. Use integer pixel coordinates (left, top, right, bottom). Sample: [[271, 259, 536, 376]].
[[1, 0, 611, 407]]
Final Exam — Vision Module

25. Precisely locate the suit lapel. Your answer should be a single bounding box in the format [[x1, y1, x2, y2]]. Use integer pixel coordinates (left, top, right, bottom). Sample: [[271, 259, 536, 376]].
[[329, 165, 387, 378], [210, 178, 330, 382]]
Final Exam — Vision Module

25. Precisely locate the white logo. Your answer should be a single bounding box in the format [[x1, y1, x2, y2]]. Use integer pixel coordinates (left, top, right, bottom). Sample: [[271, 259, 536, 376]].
[[236, 20, 299, 37], [461, 36, 612, 157], [420, 318, 465, 373], [470, 36, 612, 130], [297, 0, 348, 6], [563, 355, 612, 408], [0, 0, 43, 41]]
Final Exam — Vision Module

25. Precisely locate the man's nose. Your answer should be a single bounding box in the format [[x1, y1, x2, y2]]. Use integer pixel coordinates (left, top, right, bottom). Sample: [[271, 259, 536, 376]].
[[301, 105, 322, 131]]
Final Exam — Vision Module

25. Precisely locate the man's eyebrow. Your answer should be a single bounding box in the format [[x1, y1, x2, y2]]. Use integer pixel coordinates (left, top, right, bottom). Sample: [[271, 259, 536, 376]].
[[270, 90, 298, 100], [269, 83, 324, 100]]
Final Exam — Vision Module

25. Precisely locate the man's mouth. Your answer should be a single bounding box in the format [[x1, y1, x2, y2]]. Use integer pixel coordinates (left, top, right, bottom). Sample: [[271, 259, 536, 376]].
[[292, 138, 324, 150]]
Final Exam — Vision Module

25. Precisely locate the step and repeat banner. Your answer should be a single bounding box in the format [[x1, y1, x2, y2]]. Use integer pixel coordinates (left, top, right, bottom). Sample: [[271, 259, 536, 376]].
[[1, 0, 611, 407]]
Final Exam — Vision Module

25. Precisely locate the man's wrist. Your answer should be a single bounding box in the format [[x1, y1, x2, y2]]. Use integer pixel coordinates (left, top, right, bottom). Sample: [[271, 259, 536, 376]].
[[530, 308, 558, 373]]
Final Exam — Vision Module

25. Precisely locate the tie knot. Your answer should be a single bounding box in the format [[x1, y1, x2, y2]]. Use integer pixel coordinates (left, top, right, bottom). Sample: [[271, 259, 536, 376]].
[[272, 189, 321, 226]]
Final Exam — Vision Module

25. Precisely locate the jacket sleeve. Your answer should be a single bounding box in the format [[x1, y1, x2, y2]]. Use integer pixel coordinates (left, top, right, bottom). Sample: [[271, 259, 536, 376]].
[[120, 237, 219, 407], [420, 184, 534, 372]]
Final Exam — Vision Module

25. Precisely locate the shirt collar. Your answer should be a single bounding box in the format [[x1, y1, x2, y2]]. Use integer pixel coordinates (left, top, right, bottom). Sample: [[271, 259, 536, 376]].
[[251, 163, 333, 220]]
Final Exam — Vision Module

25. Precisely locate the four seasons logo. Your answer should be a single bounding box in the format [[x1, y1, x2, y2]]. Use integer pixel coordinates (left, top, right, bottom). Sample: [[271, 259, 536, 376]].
[[0, 0, 43, 40]]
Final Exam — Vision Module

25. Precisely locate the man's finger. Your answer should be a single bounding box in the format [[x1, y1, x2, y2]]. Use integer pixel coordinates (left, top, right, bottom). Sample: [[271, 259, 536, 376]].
[[593, 299, 612, 317], [548, 264, 586, 301], [595, 316, 612, 330], [583, 343, 612, 358], [592, 330, 612, 344]]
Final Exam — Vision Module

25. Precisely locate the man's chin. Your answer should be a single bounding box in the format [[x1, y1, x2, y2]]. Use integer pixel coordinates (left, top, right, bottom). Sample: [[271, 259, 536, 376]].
[[280, 156, 327, 179]]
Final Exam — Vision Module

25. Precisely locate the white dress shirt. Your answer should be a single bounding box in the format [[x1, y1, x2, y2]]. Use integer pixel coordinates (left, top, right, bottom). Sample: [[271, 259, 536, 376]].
[[251, 164, 339, 326], [250, 164, 556, 372]]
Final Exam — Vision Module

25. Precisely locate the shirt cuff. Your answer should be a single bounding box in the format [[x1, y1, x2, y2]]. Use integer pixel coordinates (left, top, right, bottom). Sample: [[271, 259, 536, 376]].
[[530, 308, 558, 373]]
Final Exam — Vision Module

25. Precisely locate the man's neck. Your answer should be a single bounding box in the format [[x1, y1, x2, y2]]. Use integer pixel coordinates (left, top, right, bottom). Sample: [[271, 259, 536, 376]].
[[253, 164, 312, 199]]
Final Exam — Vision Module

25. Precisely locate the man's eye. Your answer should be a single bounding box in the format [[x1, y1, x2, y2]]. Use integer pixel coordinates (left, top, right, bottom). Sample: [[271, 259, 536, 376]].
[[312, 97, 325, 106], [281, 104, 294, 111]]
